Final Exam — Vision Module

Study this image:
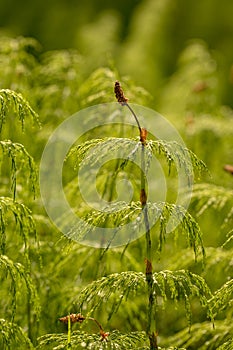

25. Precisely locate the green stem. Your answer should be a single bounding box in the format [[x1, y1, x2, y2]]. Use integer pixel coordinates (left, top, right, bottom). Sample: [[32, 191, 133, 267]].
[[67, 315, 71, 349], [27, 267, 38, 345], [125, 101, 158, 349], [141, 143, 158, 350], [27, 299, 32, 341]]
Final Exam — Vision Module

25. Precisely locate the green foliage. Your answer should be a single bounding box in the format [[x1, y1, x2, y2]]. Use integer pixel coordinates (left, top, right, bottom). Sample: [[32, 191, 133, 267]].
[[77, 68, 151, 108], [187, 183, 233, 218], [0, 196, 36, 255], [0, 318, 34, 350], [217, 339, 233, 350], [77, 68, 119, 108], [149, 140, 207, 178], [0, 255, 40, 321], [209, 279, 233, 317], [67, 137, 207, 177], [66, 136, 206, 259], [158, 39, 233, 185], [222, 229, 233, 248], [184, 183, 233, 248], [168, 247, 232, 289], [71, 270, 212, 325], [0, 79, 41, 347], [162, 320, 232, 350], [65, 201, 205, 260], [0, 36, 41, 95], [0, 89, 40, 132], [159, 41, 221, 117], [0, 140, 38, 198], [37, 330, 147, 349], [33, 49, 82, 120]]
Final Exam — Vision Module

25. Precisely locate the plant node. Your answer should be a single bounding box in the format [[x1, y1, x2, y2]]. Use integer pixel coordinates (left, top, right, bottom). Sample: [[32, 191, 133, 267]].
[[140, 188, 147, 206], [145, 258, 153, 275], [149, 331, 158, 350], [140, 127, 148, 145]]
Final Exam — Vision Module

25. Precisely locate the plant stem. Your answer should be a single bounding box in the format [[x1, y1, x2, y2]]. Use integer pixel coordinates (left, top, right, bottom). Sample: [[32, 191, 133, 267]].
[[27, 298, 32, 342], [87, 317, 103, 331], [141, 143, 158, 350], [125, 101, 158, 349], [125, 103, 141, 134], [67, 315, 71, 349]]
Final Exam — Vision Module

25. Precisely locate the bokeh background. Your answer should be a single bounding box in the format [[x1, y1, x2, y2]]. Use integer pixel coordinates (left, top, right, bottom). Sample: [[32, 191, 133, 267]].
[[1, 0, 233, 106]]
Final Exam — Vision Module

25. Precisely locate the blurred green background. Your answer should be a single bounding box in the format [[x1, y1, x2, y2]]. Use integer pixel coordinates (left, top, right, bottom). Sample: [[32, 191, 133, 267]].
[[1, 0, 233, 106]]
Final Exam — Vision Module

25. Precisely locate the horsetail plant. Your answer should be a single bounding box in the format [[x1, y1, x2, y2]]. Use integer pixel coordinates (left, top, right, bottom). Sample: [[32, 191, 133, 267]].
[[115, 80, 159, 347], [46, 81, 215, 350]]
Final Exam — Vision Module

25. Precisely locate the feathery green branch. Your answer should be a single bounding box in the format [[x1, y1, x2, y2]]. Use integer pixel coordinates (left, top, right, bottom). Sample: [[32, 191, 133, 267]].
[[168, 247, 232, 277], [0, 197, 37, 256], [71, 270, 212, 326], [217, 339, 233, 350], [148, 140, 207, 178], [65, 201, 205, 259], [0, 140, 38, 199], [222, 229, 233, 247], [162, 320, 232, 350], [0, 255, 40, 321], [0, 89, 40, 132], [37, 330, 147, 349], [186, 183, 233, 217], [0, 318, 34, 350], [67, 137, 207, 179], [209, 279, 233, 317]]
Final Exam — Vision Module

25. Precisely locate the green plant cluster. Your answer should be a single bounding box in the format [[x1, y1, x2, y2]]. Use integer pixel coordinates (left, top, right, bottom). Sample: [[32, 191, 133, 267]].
[[0, 34, 232, 350]]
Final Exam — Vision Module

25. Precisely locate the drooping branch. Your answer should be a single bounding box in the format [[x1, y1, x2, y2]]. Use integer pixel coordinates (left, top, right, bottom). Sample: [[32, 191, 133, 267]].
[[0, 89, 41, 132]]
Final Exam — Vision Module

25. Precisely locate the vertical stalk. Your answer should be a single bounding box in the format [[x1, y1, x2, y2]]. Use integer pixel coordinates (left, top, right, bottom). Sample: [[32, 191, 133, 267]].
[[141, 142, 158, 350], [115, 82, 158, 348], [27, 266, 38, 345], [27, 299, 32, 341], [67, 315, 71, 349]]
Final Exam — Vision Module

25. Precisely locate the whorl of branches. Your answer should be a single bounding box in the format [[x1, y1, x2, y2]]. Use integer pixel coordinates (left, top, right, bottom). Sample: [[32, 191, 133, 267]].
[[64, 201, 205, 260], [67, 137, 207, 178], [70, 270, 212, 326], [37, 330, 147, 349]]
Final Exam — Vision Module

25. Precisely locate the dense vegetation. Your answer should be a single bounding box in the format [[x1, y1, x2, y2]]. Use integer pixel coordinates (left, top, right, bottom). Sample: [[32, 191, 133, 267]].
[[0, 1, 233, 349]]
